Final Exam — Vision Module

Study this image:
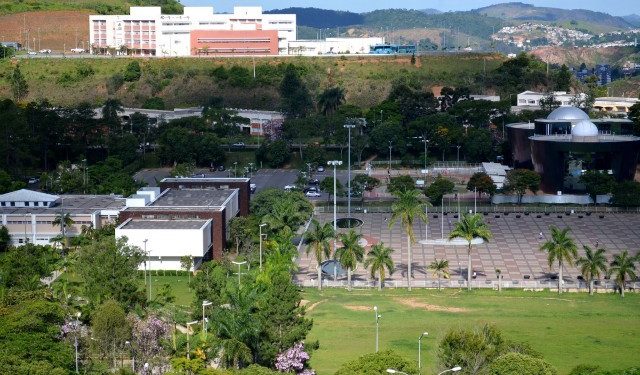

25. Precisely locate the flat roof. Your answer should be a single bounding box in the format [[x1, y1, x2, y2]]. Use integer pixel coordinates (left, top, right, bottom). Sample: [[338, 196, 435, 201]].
[[506, 122, 534, 129], [530, 134, 640, 143], [161, 177, 250, 183], [0, 194, 125, 215], [151, 189, 235, 207], [119, 219, 210, 230]]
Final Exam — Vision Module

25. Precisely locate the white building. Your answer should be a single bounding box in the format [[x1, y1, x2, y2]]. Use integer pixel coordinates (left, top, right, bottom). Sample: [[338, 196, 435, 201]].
[[288, 37, 385, 55], [516, 91, 586, 109], [593, 97, 640, 115], [90, 6, 296, 56]]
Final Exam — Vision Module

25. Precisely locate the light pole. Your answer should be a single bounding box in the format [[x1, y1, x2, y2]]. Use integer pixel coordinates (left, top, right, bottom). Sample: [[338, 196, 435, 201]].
[[74, 312, 81, 373], [82, 158, 87, 194], [418, 332, 428, 372], [386, 370, 408, 375], [125, 340, 134, 372], [456, 145, 461, 164], [413, 136, 429, 170], [232, 260, 247, 286], [202, 300, 212, 339], [233, 162, 238, 177], [373, 305, 381, 352], [344, 122, 356, 218], [327, 160, 342, 253], [186, 321, 199, 359], [143, 239, 148, 302], [437, 366, 462, 375], [259, 223, 267, 270], [388, 141, 393, 171]]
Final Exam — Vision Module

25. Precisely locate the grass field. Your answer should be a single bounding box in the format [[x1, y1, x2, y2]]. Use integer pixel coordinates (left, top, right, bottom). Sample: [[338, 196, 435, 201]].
[[301, 288, 640, 374]]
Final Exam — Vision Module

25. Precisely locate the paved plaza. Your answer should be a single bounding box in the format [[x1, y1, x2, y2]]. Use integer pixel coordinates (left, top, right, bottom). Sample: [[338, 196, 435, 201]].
[[295, 212, 640, 288]]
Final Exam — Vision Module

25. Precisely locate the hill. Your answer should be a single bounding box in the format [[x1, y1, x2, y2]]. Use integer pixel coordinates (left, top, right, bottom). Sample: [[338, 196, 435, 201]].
[[264, 7, 363, 29], [474, 2, 632, 31], [623, 14, 640, 27], [0, 0, 182, 16]]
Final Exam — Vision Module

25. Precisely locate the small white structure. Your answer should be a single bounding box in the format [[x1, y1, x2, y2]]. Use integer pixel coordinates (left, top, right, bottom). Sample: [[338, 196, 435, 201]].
[[516, 91, 586, 109], [482, 162, 511, 189], [288, 37, 385, 55], [116, 219, 212, 270]]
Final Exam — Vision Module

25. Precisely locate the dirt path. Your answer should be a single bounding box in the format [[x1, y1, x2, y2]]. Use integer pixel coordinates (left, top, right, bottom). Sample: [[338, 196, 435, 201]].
[[393, 297, 469, 313]]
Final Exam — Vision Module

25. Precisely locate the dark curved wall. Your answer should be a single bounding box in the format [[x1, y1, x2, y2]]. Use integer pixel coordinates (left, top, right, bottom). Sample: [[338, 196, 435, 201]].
[[530, 139, 640, 193], [506, 126, 534, 168]]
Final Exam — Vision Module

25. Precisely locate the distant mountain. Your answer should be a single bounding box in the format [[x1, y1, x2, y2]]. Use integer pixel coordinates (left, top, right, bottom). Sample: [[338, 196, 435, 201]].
[[265, 7, 363, 29], [474, 2, 632, 30], [623, 14, 640, 27], [420, 8, 442, 15]]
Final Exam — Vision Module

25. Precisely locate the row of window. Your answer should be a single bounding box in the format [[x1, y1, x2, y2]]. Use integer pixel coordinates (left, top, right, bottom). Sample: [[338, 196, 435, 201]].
[[5, 220, 92, 225], [196, 38, 271, 43], [0, 201, 50, 207]]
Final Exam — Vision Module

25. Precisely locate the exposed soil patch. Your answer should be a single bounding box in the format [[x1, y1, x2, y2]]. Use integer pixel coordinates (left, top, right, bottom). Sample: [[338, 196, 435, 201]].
[[393, 297, 469, 313], [343, 305, 373, 311], [306, 299, 326, 312]]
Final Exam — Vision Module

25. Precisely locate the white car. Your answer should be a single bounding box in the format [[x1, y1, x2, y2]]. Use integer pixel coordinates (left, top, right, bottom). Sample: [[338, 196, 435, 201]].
[[305, 191, 321, 197], [316, 166, 325, 172], [27, 51, 37, 55], [284, 184, 296, 191], [39, 49, 51, 54]]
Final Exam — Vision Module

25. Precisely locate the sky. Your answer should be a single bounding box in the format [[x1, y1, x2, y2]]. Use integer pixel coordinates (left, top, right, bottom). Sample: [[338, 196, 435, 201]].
[[180, 0, 640, 16]]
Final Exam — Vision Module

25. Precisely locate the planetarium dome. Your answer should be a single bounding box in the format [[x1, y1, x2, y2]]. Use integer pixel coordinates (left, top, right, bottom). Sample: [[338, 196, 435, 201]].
[[547, 106, 590, 121], [572, 119, 599, 138]]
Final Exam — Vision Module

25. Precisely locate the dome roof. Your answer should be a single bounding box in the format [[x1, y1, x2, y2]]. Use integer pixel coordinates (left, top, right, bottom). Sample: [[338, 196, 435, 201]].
[[572, 119, 599, 137], [547, 106, 590, 121]]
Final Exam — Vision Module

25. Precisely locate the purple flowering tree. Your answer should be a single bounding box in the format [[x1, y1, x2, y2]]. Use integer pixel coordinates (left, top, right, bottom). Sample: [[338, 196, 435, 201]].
[[129, 314, 170, 371], [275, 342, 315, 375]]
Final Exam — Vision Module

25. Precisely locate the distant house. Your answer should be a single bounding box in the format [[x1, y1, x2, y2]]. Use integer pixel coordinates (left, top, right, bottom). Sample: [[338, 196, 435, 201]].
[[515, 91, 586, 109]]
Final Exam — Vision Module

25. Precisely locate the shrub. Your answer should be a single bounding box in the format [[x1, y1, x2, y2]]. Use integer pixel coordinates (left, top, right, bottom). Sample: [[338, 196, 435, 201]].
[[489, 352, 557, 375], [335, 350, 417, 375], [107, 73, 125, 94], [142, 96, 166, 110], [123, 61, 142, 82]]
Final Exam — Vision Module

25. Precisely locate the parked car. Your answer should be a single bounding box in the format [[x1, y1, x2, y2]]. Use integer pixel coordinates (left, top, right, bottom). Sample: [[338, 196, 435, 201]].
[[284, 184, 296, 191], [218, 165, 225, 171], [305, 191, 321, 197], [304, 186, 319, 193], [232, 142, 246, 148], [191, 173, 205, 178], [316, 166, 325, 172], [27, 177, 39, 184], [250, 183, 257, 193], [309, 178, 320, 185], [27, 51, 37, 55], [39, 49, 51, 54]]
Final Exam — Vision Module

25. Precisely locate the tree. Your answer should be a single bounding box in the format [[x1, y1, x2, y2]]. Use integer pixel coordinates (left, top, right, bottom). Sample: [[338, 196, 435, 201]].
[[554, 64, 572, 92], [250, 189, 313, 222], [275, 342, 314, 374], [180, 255, 193, 285], [387, 175, 416, 194], [579, 171, 615, 205], [463, 128, 495, 162], [123, 61, 142, 82], [428, 259, 450, 290], [364, 242, 394, 290], [334, 229, 365, 291], [256, 140, 291, 168], [540, 226, 578, 294], [505, 169, 541, 204], [320, 176, 343, 196], [576, 246, 607, 295], [611, 181, 640, 207], [449, 213, 492, 291], [0, 244, 59, 290], [129, 315, 170, 372], [353, 174, 380, 192], [335, 350, 418, 375], [9, 65, 29, 102], [0, 225, 9, 252], [389, 189, 428, 291], [425, 175, 455, 205], [608, 250, 637, 298], [101, 98, 124, 131], [52, 212, 74, 249], [304, 219, 335, 290], [74, 237, 145, 307], [92, 300, 131, 368], [467, 172, 497, 197], [279, 64, 312, 118], [539, 94, 561, 112], [318, 86, 346, 115], [262, 199, 309, 236], [489, 352, 557, 375]]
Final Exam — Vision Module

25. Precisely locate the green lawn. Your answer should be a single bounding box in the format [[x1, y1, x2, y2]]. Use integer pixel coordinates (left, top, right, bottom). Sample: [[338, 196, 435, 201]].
[[302, 288, 640, 375], [146, 274, 193, 307]]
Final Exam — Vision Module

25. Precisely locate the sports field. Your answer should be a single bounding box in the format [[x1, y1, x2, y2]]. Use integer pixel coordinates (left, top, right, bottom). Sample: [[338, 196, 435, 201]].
[[302, 288, 640, 374]]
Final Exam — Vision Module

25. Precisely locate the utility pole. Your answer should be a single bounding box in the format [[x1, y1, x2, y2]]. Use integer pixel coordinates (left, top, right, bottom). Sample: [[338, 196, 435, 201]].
[[344, 122, 356, 218]]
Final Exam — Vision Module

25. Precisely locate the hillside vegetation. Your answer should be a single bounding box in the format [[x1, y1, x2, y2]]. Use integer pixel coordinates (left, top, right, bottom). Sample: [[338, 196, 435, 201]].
[[0, 0, 182, 15], [0, 54, 504, 108]]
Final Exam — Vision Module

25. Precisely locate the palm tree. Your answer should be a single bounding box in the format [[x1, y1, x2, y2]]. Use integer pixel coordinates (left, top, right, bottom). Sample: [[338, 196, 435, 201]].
[[389, 189, 428, 291], [539, 226, 578, 294], [318, 86, 345, 115], [262, 201, 307, 236], [428, 259, 450, 291], [608, 250, 637, 298], [449, 213, 492, 291], [52, 212, 74, 249], [334, 229, 365, 291], [576, 245, 607, 295], [364, 242, 394, 291], [304, 220, 335, 290]]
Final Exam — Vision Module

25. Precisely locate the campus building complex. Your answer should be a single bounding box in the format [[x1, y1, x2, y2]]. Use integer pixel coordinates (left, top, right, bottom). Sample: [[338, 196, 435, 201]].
[[90, 6, 296, 56], [507, 106, 640, 194]]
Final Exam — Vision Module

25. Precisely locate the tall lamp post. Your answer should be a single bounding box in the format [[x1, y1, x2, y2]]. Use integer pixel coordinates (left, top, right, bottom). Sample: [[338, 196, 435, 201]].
[[344, 122, 356, 218], [202, 300, 212, 339], [125, 340, 135, 372], [456, 145, 461, 164], [74, 312, 81, 373], [418, 332, 428, 372], [373, 305, 381, 352], [186, 321, 199, 359], [438, 366, 462, 375], [259, 223, 267, 270], [388, 141, 393, 171], [143, 239, 149, 302], [327, 160, 342, 253], [232, 260, 247, 286]]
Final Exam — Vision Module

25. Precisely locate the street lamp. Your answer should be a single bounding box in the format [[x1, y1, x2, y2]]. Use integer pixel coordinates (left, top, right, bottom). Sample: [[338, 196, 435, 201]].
[[386, 370, 408, 375], [143, 239, 149, 301], [373, 305, 381, 352], [202, 300, 212, 338], [344, 122, 356, 218], [456, 145, 461, 164], [418, 332, 428, 372], [74, 312, 81, 373], [259, 224, 267, 270], [413, 136, 429, 171], [327, 160, 342, 253], [233, 162, 238, 177], [186, 321, 199, 359], [125, 340, 135, 372], [437, 366, 462, 375], [232, 260, 247, 286], [388, 141, 393, 171]]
